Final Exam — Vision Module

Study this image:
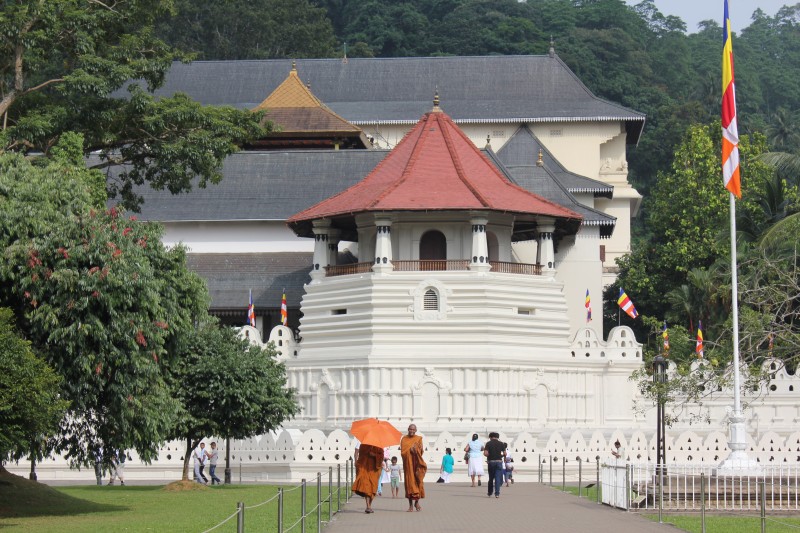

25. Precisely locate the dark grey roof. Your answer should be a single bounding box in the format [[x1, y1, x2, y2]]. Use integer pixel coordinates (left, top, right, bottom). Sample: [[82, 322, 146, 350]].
[[130, 55, 645, 144], [485, 144, 616, 239], [187, 252, 311, 310], [496, 126, 613, 198], [126, 150, 388, 222]]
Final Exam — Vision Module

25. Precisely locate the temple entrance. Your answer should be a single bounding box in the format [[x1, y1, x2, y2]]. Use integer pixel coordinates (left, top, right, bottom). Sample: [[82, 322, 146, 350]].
[[419, 230, 446, 260]]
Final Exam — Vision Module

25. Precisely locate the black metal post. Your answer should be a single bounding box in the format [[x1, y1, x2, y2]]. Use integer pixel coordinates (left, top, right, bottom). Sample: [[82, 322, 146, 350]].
[[224, 437, 232, 484], [653, 354, 667, 477]]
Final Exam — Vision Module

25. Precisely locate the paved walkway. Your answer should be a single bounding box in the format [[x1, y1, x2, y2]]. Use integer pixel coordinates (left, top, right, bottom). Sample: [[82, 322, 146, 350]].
[[325, 482, 683, 532]]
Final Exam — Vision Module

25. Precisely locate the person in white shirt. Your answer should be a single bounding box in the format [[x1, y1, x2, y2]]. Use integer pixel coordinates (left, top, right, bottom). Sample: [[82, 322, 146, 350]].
[[611, 440, 626, 464], [194, 442, 208, 484], [207, 442, 222, 485]]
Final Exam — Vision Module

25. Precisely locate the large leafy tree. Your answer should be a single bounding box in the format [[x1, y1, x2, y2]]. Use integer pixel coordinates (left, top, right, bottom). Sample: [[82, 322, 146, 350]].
[[169, 322, 300, 480], [0, 151, 209, 465], [158, 0, 337, 60], [610, 124, 773, 341], [0, 308, 68, 466], [0, 0, 265, 208]]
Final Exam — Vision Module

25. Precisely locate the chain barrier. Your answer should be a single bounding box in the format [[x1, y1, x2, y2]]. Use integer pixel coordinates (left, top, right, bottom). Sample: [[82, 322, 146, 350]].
[[199, 509, 241, 533], [765, 517, 800, 529], [198, 459, 352, 533]]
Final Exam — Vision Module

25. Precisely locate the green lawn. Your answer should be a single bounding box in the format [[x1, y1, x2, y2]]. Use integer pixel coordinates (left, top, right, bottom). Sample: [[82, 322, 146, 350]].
[[557, 484, 800, 533], [0, 477, 345, 533]]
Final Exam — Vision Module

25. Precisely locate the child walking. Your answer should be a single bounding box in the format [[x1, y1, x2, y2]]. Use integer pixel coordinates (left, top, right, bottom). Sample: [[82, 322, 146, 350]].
[[503, 453, 514, 486], [389, 456, 402, 498], [440, 448, 454, 483]]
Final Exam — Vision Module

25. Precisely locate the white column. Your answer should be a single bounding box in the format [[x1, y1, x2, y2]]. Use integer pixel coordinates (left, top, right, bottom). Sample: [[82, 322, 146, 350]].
[[537, 217, 556, 273], [469, 214, 491, 272], [311, 220, 331, 282], [372, 218, 393, 273], [326, 229, 341, 268]]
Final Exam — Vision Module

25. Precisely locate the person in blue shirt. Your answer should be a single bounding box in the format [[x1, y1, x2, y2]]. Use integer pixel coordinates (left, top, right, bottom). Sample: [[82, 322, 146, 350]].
[[440, 448, 455, 483]]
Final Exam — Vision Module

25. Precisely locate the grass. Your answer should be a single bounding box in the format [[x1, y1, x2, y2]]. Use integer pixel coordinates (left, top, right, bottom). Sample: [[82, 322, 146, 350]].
[[645, 514, 800, 533], [556, 483, 800, 533], [0, 469, 345, 532]]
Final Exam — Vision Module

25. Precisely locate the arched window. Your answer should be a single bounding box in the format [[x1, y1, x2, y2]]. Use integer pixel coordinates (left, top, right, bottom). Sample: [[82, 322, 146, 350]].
[[420, 230, 447, 260], [423, 288, 439, 311]]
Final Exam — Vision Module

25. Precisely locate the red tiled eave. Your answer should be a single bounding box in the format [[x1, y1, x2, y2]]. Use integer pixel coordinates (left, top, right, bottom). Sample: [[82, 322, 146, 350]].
[[288, 108, 582, 224]]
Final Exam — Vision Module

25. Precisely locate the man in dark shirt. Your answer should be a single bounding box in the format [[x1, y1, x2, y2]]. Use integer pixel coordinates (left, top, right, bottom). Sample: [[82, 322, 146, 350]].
[[483, 432, 506, 498]]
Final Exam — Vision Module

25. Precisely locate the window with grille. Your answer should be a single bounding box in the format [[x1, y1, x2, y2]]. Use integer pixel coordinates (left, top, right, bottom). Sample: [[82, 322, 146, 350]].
[[423, 289, 439, 311]]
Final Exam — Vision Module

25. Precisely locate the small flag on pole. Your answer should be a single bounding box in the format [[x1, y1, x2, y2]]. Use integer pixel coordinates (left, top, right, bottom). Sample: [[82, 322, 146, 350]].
[[722, 0, 741, 198], [662, 321, 670, 354], [281, 290, 288, 326], [617, 288, 639, 319], [585, 289, 592, 322], [247, 290, 256, 327], [696, 321, 704, 358]]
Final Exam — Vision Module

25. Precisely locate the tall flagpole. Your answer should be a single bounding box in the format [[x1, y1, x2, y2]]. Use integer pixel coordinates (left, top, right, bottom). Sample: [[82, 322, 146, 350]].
[[720, 192, 751, 467], [718, 0, 756, 471]]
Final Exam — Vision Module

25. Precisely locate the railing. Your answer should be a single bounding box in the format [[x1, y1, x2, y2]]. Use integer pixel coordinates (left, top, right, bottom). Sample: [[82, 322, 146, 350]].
[[325, 259, 542, 276], [200, 459, 355, 533], [601, 462, 800, 512], [325, 262, 373, 276], [489, 261, 542, 275], [393, 260, 470, 271]]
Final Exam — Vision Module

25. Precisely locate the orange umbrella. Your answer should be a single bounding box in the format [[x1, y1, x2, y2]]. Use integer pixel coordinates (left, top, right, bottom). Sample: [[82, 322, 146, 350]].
[[350, 418, 403, 449]]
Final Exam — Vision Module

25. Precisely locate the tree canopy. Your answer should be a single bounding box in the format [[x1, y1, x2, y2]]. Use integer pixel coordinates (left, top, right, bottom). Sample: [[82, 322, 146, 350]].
[[0, 308, 68, 462], [0, 150, 209, 464], [169, 322, 300, 480], [1, 0, 266, 208]]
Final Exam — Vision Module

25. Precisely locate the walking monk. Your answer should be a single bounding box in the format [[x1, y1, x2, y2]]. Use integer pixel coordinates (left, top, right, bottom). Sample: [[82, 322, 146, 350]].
[[352, 443, 384, 513], [400, 424, 427, 512]]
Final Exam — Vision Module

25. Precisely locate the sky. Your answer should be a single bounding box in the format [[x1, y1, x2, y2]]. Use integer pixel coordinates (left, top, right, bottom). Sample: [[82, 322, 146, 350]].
[[623, 0, 791, 33]]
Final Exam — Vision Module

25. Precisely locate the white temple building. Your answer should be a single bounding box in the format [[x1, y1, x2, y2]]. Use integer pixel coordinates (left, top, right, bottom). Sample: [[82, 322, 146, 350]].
[[12, 54, 799, 483]]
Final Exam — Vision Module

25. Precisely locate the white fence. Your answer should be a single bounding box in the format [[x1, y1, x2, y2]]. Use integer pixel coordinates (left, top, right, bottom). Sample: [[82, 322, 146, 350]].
[[601, 463, 800, 512]]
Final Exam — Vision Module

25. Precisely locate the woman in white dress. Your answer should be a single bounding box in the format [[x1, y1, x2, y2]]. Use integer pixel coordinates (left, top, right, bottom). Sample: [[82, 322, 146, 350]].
[[377, 446, 391, 495], [464, 433, 484, 487]]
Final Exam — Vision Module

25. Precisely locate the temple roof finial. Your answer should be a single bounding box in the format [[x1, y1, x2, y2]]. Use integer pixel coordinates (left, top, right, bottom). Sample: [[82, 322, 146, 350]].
[[485, 134, 492, 149], [549, 36, 555, 58], [432, 87, 441, 112], [537, 149, 544, 167], [292, 59, 297, 71]]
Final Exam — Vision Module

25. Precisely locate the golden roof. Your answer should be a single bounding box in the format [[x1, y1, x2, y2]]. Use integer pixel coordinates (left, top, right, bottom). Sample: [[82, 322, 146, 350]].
[[253, 64, 322, 110]]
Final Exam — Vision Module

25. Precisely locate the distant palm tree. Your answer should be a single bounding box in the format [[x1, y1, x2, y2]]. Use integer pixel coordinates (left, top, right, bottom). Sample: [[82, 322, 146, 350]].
[[759, 152, 800, 188], [765, 107, 800, 152]]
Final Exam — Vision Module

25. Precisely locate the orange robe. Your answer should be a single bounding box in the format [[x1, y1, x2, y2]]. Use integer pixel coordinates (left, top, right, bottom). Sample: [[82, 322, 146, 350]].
[[400, 434, 427, 500], [352, 444, 383, 498]]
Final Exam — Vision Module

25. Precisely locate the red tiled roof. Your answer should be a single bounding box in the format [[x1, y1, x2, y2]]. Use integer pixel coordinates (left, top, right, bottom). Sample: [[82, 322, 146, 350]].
[[288, 107, 582, 223]]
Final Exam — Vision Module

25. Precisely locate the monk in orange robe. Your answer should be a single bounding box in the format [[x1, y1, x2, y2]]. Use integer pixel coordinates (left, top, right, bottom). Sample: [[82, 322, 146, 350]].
[[400, 423, 427, 511], [352, 443, 383, 513]]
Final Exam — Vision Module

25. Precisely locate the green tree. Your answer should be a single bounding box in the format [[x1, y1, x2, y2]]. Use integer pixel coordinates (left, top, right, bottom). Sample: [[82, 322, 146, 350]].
[[0, 152, 209, 465], [169, 322, 300, 481], [610, 124, 773, 338], [159, 0, 337, 60], [1, 0, 265, 208], [0, 308, 68, 465]]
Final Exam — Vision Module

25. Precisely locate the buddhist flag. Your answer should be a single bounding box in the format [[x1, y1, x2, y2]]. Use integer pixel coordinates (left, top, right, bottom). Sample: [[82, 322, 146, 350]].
[[722, 0, 741, 198], [617, 288, 638, 319], [696, 321, 704, 358], [585, 289, 592, 322], [662, 321, 670, 353], [281, 290, 288, 326], [247, 289, 256, 327]]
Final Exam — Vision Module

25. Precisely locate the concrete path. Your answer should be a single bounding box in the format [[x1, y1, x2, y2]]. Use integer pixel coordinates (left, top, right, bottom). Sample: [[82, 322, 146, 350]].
[[324, 482, 683, 532]]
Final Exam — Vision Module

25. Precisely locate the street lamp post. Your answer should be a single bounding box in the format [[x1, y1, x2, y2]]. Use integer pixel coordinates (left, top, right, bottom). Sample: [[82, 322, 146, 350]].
[[653, 354, 667, 477]]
